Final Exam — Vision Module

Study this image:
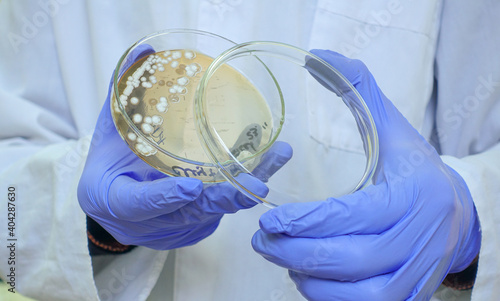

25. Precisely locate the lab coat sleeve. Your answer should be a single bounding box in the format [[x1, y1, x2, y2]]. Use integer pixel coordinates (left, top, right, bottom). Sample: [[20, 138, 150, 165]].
[[435, 1, 500, 299], [0, 138, 100, 301], [0, 1, 100, 300], [0, 1, 175, 300], [442, 145, 500, 299]]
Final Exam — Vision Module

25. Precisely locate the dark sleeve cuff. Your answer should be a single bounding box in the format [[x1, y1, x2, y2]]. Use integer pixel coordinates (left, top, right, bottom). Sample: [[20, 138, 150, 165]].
[[86, 215, 136, 256], [442, 256, 479, 291]]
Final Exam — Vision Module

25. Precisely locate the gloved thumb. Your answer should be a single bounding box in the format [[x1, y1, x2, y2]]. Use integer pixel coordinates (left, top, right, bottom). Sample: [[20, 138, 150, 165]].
[[107, 176, 203, 221], [252, 141, 293, 182]]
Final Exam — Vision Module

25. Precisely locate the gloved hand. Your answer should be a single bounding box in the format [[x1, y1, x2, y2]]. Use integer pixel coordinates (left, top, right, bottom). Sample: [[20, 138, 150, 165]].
[[252, 50, 481, 300], [78, 45, 292, 250]]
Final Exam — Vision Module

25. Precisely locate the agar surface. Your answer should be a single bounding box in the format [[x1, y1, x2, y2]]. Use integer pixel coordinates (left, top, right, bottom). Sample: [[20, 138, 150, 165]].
[[111, 48, 273, 181], [115, 50, 200, 157]]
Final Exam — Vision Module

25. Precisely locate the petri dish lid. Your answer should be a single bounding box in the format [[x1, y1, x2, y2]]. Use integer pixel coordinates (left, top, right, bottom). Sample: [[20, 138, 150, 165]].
[[195, 41, 379, 208]]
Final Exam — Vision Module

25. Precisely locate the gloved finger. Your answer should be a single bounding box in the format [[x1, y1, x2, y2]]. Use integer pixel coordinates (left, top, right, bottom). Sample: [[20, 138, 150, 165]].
[[251, 141, 293, 182], [252, 230, 409, 282], [289, 252, 440, 301], [288, 270, 407, 301], [173, 142, 291, 218], [141, 221, 220, 250], [190, 173, 267, 215], [107, 175, 203, 222], [153, 173, 266, 227], [258, 181, 408, 237], [109, 218, 221, 250]]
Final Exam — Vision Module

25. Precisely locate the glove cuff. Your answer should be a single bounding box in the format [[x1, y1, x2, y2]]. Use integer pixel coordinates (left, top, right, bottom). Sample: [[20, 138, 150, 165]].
[[442, 255, 479, 291], [86, 216, 136, 255]]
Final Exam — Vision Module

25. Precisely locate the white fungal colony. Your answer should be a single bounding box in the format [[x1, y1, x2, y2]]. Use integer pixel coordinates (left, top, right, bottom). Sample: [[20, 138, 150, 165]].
[[115, 49, 200, 157], [132, 113, 143, 124], [135, 137, 157, 157], [130, 97, 139, 105], [156, 97, 168, 113]]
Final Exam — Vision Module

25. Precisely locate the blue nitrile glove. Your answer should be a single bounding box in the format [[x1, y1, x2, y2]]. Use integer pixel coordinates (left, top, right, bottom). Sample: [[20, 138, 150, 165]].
[[78, 45, 292, 250], [252, 50, 481, 300]]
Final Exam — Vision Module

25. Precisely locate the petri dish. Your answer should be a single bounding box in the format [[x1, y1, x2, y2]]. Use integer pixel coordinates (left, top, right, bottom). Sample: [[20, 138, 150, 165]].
[[195, 41, 378, 207], [111, 29, 379, 208], [110, 29, 282, 183]]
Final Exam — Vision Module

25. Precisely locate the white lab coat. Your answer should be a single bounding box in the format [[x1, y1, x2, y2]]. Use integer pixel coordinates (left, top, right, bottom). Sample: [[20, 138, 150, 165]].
[[0, 1, 499, 300]]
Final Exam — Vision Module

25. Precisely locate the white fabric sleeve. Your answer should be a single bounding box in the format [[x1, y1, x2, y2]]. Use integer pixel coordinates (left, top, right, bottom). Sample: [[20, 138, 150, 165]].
[[0, 138, 100, 300], [0, 1, 172, 299], [434, 2, 500, 298], [0, 138, 168, 301], [442, 143, 500, 300], [0, 0, 101, 297]]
